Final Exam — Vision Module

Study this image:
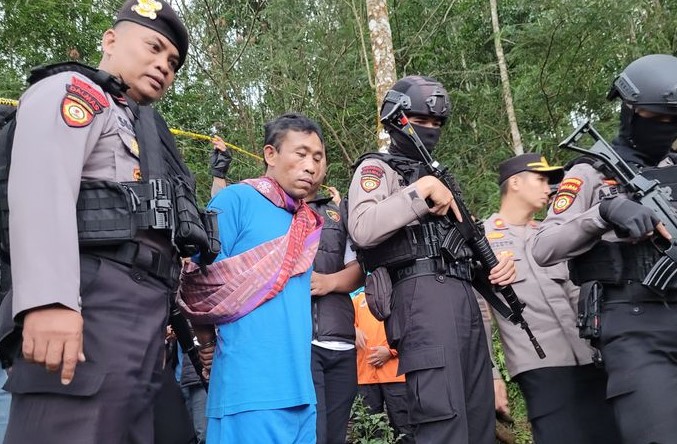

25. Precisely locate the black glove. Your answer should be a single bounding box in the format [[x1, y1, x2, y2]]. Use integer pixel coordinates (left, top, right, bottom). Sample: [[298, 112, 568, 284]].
[[210, 149, 232, 178], [599, 198, 659, 238]]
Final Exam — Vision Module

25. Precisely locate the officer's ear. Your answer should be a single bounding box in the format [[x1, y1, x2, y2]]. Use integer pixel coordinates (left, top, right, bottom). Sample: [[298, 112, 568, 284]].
[[510, 175, 520, 191], [101, 28, 118, 60]]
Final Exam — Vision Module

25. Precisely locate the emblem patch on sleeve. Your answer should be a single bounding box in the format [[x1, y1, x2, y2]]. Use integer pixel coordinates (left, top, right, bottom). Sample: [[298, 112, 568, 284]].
[[326, 209, 340, 222], [552, 177, 583, 214], [360, 165, 385, 193], [61, 76, 109, 128]]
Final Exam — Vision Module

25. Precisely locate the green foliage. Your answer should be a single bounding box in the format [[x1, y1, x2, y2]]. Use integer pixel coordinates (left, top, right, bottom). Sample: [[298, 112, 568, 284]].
[[492, 327, 533, 443], [348, 396, 399, 444], [2, 0, 676, 206]]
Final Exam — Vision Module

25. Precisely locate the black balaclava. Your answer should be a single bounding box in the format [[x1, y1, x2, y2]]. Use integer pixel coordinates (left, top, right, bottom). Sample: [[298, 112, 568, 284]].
[[389, 122, 441, 161], [613, 105, 677, 166]]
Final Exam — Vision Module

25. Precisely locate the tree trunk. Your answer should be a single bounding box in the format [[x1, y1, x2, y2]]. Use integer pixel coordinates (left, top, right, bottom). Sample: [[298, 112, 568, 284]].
[[366, 0, 397, 151], [490, 0, 523, 155]]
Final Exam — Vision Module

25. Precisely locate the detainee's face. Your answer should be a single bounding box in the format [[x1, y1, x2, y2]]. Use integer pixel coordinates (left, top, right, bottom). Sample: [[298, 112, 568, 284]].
[[513, 171, 551, 211], [264, 130, 326, 200], [100, 22, 179, 105]]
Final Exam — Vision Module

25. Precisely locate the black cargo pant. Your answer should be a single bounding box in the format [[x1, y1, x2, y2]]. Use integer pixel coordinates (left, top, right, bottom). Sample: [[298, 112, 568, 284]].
[[599, 287, 677, 444], [514, 364, 620, 444], [311, 345, 357, 444], [385, 274, 494, 444], [4, 253, 173, 444]]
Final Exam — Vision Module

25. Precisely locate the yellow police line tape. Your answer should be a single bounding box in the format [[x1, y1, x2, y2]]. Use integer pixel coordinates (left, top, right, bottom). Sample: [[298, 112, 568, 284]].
[[169, 128, 263, 162], [0, 97, 261, 160], [1, 98, 331, 190]]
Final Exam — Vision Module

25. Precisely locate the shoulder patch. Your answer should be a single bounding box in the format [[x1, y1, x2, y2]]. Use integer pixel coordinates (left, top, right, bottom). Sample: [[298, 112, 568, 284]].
[[360, 165, 385, 193], [61, 76, 109, 128], [552, 177, 583, 214], [326, 209, 340, 222]]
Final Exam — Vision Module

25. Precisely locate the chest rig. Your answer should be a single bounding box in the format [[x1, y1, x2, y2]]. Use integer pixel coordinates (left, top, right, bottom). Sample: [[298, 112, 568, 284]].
[[0, 62, 219, 265], [352, 152, 472, 273]]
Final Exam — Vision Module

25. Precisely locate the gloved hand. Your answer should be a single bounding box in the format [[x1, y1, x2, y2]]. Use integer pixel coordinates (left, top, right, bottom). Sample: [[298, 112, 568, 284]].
[[210, 136, 233, 178], [599, 197, 659, 238], [210, 149, 232, 178]]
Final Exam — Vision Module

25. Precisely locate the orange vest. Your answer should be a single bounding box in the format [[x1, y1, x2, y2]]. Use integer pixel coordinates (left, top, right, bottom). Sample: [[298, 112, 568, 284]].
[[353, 292, 405, 384]]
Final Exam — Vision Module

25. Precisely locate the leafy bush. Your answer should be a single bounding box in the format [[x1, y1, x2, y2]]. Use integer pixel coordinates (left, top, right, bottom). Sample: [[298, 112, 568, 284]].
[[347, 396, 399, 444]]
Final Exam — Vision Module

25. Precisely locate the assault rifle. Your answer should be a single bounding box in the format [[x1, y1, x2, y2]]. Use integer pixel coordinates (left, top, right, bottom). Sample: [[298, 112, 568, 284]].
[[169, 299, 208, 391], [380, 91, 546, 359], [559, 120, 677, 291]]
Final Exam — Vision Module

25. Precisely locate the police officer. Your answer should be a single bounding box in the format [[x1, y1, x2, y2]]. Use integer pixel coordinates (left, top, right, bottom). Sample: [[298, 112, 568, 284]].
[[532, 54, 677, 444], [484, 153, 619, 444], [347, 75, 516, 444], [0, 1, 202, 442]]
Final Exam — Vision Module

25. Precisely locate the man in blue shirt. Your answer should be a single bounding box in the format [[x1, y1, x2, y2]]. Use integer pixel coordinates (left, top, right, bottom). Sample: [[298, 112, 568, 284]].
[[180, 113, 326, 444]]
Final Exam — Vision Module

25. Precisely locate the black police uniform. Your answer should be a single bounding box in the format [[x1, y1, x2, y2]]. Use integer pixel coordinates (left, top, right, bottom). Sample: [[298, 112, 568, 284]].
[[533, 54, 677, 444], [348, 75, 495, 444]]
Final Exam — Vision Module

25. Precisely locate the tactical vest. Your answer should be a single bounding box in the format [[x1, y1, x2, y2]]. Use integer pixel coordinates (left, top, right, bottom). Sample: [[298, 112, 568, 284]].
[[351, 152, 471, 273], [0, 62, 219, 264], [308, 197, 355, 343], [568, 156, 677, 286]]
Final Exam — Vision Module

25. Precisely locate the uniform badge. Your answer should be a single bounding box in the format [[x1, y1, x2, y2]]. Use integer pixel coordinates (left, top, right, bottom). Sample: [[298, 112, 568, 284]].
[[130, 138, 140, 157], [61, 98, 92, 128], [493, 218, 508, 230], [132, 0, 162, 20], [133, 167, 143, 181], [553, 177, 583, 214], [61, 76, 109, 128], [498, 250, 514, 258], [326, 209, 340, 222], [486, 231, 504, 240], [360, 165, 385, 193]]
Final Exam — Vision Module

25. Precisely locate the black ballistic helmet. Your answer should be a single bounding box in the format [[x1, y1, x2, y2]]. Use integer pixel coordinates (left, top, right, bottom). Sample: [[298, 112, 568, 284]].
[[380, 75, 450, 125], [607, 54, 677, 115]]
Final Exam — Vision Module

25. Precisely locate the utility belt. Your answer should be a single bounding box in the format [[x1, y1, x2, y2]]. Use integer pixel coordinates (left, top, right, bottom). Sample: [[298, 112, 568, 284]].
[[389, 257, 474, 286], [358, 222, 471, 273], [576, 279, 677, 345], [77, 179, 220, 263], [81, 241, 180, 288], [569, 240, 666, 286]]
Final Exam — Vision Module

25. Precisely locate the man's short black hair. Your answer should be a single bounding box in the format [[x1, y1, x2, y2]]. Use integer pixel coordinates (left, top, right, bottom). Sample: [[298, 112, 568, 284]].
[[263, 112, 324, 150]]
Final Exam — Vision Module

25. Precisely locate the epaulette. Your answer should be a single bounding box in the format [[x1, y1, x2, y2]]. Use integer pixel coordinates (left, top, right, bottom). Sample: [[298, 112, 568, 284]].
[[353, 152, 422, 185], [27, 61, 128, 97]]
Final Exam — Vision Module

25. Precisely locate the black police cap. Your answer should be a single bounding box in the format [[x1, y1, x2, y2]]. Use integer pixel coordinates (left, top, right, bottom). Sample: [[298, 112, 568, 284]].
[[498, 153, 564, 185], [115, 0, 189, 71]]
